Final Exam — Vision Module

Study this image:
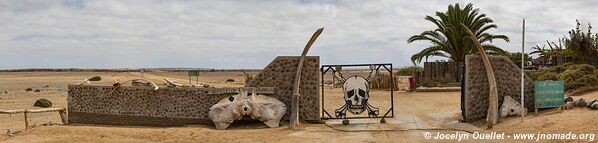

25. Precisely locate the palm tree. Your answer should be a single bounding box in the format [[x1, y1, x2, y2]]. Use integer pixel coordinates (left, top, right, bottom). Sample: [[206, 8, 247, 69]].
[[530, 44, 548, 57], [407, 3, 509, 65], [507, 52, 531, 62], [546, 38, 571, 57], [532, 38, 573, 66]]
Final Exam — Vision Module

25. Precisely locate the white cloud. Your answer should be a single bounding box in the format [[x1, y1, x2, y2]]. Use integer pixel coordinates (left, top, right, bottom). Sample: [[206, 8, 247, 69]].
[[0, 0, 596, 69]]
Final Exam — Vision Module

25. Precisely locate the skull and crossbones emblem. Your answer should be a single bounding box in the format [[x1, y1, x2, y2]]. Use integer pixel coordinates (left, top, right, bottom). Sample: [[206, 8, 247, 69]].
[[334, 65, 380, 118]]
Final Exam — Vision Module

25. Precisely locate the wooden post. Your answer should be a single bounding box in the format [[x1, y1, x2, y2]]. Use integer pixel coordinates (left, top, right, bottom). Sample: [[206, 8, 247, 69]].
[[24, 112, 29, 129], [1, 108, 67, 129], [461, 23, 499, 129], [59, 110, 68, 124], [290, 28, 324, 129]]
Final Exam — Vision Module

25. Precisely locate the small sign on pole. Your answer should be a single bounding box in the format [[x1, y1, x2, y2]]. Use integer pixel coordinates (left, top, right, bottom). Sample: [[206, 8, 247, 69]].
[[188, 71, 200, 84], [534, 80, 565, 114]]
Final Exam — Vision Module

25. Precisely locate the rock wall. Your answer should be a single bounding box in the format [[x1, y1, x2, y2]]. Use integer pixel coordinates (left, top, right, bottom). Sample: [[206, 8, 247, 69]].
[[463, 55, 534, 122], [68, 85, 275, 126], [67, 56, 321, 126], [246, 56, 320, 121]]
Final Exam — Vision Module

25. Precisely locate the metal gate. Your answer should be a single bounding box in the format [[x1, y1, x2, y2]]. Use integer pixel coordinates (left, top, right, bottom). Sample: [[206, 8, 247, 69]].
[[320, 63, 394, 120]]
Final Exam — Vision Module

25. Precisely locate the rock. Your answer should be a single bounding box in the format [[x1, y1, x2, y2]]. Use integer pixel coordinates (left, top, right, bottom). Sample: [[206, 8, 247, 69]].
[[225, 79, 235, 83], [34, 98, 52, 108], [342, 119, 350, 125], [88, 76, 102, 81], [4, 91, 7, 94], [6, 129, 13, 137], [564, 97, 574, 103], [43, 85, 50, 88], [573, 98, 587, 107], [25, 88, 33, 91], [500, 96, 526, 117], [564, 101, 574, 110], [591, 102, 598, 110], [34, 89, 41, 92], [587, 99, 597, 108]]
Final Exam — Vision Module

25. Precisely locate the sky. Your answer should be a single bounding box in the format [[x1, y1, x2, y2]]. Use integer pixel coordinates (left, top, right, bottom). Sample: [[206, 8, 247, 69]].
[[1, 0, 597, 69]]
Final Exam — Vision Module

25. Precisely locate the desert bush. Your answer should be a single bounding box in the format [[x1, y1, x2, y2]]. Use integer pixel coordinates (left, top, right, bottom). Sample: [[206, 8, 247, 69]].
[[577, 74, 598, 82], [565, 82, 590, 91], [562, 63, 574, 68], [549, 64, 598, 91], [397, 66, 423, 76], [370, 74, 399, 90], [533, 64, 598, 91], [557, 69, 584, 82], [537, 72, 558, 80], [566, 64, 594, 73], [555, 64, 595, 83], [242, 71, 253, 85], [526, 71, 541, 80], [544, 65, 567, 73]]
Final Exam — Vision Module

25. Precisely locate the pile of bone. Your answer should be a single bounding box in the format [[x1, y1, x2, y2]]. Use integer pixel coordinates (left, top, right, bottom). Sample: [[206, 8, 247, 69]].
[[209, 88, 286, 130], [564, 97, 598, 110]]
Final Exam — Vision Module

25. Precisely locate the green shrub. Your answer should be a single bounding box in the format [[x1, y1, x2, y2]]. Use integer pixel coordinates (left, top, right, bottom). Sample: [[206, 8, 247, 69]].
[[397, 66, 423, 76], [562, 63, 574, 68], [540, 64, 598, 91], [537, 72, 558, 80], [242, 71, 253, 85], [526, 71, 541, 80], [565, 82, 588, 91], [577, 74, 598, 82], [545, 65, 567, 73], [566, 64, 594, 73], [557, 69, 584, 82]]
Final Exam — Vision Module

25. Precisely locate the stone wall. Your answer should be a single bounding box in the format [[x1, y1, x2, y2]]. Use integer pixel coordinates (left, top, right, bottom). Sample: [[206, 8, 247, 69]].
[[68, 86, 275, 126], [463, 55, 534, 122], [67, 56, 321, 125], [246, 56, 320, 121]]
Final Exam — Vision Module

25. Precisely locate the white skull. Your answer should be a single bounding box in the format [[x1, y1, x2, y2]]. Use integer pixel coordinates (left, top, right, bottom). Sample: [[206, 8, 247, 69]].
[[343, 76, 370, 115]]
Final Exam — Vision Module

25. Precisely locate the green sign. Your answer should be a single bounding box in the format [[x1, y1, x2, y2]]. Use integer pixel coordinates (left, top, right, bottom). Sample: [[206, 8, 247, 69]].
[[534, 80, 564, 108], [188, 71, 200, 76]]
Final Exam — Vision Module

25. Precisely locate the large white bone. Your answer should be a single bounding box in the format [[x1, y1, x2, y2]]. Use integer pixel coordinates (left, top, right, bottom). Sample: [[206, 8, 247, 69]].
[[163, 78, 183, 87], [250, 90, 286, 127], [208, 88, 286, 129]]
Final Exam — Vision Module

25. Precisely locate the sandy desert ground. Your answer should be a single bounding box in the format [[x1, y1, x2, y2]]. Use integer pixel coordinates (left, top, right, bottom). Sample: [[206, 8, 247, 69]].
[[0, 72, 597, 143]]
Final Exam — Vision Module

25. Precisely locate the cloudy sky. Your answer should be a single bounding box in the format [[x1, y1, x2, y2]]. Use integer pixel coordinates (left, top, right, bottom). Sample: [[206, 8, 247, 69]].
[[1, 0, 596, 69]]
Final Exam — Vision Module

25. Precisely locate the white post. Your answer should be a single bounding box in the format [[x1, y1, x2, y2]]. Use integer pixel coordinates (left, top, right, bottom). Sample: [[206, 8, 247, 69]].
[[521, 19, 525, 121]]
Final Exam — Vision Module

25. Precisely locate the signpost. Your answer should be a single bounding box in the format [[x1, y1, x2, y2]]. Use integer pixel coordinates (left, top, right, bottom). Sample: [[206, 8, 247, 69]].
[[521, 19, 525, 121], [534, 80, 565, 114], [188, 70, 200, 84]]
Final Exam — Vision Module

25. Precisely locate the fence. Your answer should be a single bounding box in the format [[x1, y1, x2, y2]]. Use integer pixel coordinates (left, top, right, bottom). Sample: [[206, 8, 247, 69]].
[[419, 62, 464, 86]]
